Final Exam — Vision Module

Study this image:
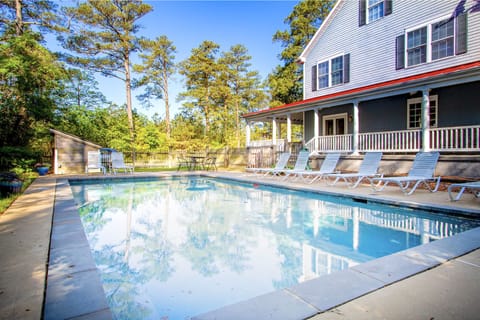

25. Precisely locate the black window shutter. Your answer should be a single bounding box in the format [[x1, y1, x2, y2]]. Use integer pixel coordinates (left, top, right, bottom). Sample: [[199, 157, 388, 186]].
[[359, 0, 366, 26], [311, 65, 317, 92], [455, 13, 467, 55], [343, 54, 350, 83], [384, 0, 392, 16], [395, 35, 405, 70]]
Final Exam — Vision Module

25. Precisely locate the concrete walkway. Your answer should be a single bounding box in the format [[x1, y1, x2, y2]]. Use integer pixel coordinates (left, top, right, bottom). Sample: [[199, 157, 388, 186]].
[[0, 172, 479, 320], [0, 177, 56, 319]]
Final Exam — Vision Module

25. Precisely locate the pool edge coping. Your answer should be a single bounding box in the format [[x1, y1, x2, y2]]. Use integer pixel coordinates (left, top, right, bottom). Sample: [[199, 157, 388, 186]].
[[46, 172, 480, 320]]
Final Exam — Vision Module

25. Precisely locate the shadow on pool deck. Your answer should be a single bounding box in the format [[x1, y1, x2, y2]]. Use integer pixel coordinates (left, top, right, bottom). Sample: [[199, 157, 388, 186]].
[[0, 172, 479, 320]]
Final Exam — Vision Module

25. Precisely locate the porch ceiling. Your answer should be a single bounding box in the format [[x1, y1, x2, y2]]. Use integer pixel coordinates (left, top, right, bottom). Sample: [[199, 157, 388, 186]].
[[251, 112, 304, 124]]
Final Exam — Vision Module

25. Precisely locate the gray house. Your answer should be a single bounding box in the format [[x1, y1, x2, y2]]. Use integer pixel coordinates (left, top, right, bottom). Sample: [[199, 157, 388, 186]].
[[243, 0, 480, 177]]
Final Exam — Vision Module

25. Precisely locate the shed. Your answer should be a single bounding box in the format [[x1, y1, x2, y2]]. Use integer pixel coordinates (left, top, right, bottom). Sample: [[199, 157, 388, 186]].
[[50, 129, 103, 174]]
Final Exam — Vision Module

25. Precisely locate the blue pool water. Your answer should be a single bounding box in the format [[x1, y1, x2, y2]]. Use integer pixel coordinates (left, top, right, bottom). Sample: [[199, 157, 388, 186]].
[[70, 177, 480, 320]]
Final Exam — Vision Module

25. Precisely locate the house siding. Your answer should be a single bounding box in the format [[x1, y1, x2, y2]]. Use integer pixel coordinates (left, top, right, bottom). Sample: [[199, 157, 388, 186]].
[[436, 81, 480, 127], [304, 0, 480, 100]]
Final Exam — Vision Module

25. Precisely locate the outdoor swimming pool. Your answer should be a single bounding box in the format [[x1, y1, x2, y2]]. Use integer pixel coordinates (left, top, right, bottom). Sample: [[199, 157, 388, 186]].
[[70, 177, 480, 320]]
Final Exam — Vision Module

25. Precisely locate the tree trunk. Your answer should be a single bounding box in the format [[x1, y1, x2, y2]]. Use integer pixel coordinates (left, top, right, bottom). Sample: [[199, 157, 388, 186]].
[[15, 0, 23, 35], [163, 70, 170, 139], [124, 54, 136, 166]]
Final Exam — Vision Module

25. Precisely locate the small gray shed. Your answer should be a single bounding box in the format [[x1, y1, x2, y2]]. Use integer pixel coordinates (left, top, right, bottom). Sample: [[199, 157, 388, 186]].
[[50, 129, 103, 174]]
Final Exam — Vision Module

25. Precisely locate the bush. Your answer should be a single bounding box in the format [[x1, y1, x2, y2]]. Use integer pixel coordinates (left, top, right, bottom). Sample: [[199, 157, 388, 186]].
[[0, 146, 40, 173]]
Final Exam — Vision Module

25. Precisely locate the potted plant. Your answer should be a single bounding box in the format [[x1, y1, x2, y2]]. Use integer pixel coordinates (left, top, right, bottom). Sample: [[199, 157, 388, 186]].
[[34, 163, 50, 176], [0, 172, 23, 195]]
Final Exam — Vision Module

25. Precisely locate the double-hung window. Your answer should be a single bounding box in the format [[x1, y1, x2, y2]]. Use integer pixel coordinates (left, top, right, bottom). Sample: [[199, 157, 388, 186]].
[[407, 27, 427, 66], [431, 18, 455, 60], [359, 0, 392, 26], [312, 54, 350, 91], [407, 96, 438, 129], [396, 14, 467, 69], [368, 0, 384, 23]]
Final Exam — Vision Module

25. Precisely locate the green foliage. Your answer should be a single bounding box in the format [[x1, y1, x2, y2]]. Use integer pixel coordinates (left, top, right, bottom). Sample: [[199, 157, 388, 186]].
[[0, 31, 67, 147], [0, 146, 41, 172], [268, 0, 335, 105], [61, 0, 153, 151], [134, 35, 176, 138], [179, 41, 267, 148]]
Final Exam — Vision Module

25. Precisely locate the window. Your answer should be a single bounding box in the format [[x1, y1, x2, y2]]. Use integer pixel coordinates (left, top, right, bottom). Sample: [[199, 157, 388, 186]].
[[407, 27, 427, 66], [331, 56, 344, 85], [368, 0, 384, 23], [431, 18, 454, 60], [312, 54, 350, 91], [318, 61, 329, 89], [397, 14, 467, 69], [407, 96, 438, 129], [359, 0, 392, 26]]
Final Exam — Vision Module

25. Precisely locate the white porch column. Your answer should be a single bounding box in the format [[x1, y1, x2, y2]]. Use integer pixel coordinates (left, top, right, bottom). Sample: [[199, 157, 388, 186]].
[[314, 109, 319, 150], [421, 88, 430, 152], [287, 114, 292, 143], [245, 121, 251, 147], [352, 100, 359, 155], [272, 117, 277, 145]]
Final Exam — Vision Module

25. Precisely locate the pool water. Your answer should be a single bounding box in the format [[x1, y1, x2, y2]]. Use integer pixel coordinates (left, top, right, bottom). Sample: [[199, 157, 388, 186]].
[[70, 177, 480, 320]]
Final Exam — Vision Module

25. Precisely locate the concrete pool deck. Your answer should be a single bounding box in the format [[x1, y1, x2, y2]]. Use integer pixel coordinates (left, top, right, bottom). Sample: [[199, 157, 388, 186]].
[[0, 171, 479, 319]]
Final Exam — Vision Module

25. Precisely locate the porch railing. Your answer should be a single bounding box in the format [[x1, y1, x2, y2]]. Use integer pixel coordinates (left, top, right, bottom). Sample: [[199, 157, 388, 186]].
[[294, 125, 480, 153]]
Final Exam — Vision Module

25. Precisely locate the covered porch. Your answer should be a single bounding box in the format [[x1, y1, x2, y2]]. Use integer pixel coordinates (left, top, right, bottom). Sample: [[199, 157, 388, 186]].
[[244, 65, 480, 157]]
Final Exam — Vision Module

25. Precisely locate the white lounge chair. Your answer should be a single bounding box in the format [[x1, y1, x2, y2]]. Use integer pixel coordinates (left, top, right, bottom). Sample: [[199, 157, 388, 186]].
[[326, 152, 383, 188], [448, 181, 480, 201], [85, 151, 106, 175], [276, 150, 311, 180], [373, 151, 441, 195], [111, 152, 134, 174], [246, 152, 291, 176], [294, 152, 341, 183]]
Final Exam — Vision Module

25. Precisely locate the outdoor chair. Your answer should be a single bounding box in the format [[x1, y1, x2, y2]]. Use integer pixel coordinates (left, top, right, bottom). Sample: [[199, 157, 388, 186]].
[[276, 150, 311, 180], [294, 152, 341, 183], [86, 151, 106, 175], [246, 152, 291, 176], [177, 153, 193, 171], [372, 151, 441, 195], [326, 152, 383, 188], [204, 156, 217, 171], [111, 152, 134, 174], [447, 181, 480, 201]]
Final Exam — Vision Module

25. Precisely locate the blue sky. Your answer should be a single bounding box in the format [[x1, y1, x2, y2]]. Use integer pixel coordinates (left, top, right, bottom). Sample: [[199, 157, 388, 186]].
[[87, 0, 299, 119]]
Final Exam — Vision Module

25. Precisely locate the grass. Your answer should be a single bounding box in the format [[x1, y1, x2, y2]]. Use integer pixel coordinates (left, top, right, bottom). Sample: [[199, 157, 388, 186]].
[[0, 172, 37, 214]]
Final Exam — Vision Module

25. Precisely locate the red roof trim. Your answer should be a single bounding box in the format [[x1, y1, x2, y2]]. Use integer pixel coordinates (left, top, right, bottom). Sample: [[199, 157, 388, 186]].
[[245, 61, 480, 117]]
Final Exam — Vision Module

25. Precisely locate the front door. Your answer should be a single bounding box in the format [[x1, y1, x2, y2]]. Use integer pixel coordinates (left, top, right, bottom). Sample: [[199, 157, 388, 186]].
[[323, 113, 347, 136]]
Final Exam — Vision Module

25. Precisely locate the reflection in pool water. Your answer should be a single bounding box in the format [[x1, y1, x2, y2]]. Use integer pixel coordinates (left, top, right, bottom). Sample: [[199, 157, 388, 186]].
[[70, 177, 480, 320]]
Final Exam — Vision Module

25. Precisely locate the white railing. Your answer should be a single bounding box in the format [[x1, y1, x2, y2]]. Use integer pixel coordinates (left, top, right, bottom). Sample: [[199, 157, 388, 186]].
[[305, 134, 352, 152], [430, 125, 480, 151], [359, 129, 421, 152], [299, 125, 480, 153]]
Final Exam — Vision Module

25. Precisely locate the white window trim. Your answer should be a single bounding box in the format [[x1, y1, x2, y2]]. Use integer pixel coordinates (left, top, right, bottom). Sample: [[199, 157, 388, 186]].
[[367, 0, 384, 24], [316, 53, 344, 90], [404, 14, 455, 67], [322, 113, 348, 136], [407, 95, 438, 129]]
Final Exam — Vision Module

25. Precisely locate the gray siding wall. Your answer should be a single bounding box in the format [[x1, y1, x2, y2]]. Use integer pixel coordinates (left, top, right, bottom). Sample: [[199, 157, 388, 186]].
[[304, 110, 315, 142], [304, 0, 480, 100], [356, 81, 480, 132], [436, 81, 480, 126]]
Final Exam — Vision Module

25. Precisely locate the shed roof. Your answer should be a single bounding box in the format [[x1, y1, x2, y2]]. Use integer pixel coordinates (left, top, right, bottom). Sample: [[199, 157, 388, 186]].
[[49, 129, 103, 149]]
